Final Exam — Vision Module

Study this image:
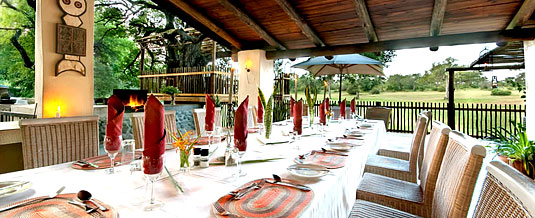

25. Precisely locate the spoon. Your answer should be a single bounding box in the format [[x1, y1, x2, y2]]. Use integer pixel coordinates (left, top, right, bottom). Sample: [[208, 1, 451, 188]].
[[77, 190, 108, 211], [267, 174, 311, 191]]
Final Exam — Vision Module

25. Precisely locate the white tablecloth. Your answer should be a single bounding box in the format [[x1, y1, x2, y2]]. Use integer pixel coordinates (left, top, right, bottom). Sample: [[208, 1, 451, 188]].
[[0, 120, 386, 218]]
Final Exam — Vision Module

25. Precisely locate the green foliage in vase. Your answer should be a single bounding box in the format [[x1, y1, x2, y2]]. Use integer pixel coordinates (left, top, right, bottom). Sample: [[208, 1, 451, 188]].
[[265, 94, 273, 139], [305, 85, 317, 124]]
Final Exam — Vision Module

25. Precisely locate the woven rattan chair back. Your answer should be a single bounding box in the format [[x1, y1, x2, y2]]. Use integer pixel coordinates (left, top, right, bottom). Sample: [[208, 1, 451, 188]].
[[365, 107, 391, 129], [407, 114, 428, 177], [473, 160, 535, 218], [432, 131, 486, 218], [20, 116, 99, 169], [192, 108, 222, 136], [131, 111, 177, 149], [419, 121, 451, 211], [418, 110, 432, 178]]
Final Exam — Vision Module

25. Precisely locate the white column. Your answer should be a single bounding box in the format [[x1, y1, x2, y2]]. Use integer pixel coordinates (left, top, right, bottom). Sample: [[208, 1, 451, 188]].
[[524, 40, 535, 140], [237, 50, 274, 103], [35, 0, 94, 118]]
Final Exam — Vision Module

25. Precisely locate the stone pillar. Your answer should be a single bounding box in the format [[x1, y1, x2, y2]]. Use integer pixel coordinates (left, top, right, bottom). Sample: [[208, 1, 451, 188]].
[[237, 50, 274, 104], [524, 40, 534, 140], [35, 0, 94, 118]]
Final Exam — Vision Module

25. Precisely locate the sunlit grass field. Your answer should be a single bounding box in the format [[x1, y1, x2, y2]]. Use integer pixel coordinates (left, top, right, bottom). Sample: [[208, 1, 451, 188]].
[[293, 88, 524, 104]]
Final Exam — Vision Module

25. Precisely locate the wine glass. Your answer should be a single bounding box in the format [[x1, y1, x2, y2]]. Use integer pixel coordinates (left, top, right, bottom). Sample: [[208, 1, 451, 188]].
[[206, 130, 214, 150], [104, 135, 122, 174], [234, 139, 247, 177], [142, 155, 164, 211]]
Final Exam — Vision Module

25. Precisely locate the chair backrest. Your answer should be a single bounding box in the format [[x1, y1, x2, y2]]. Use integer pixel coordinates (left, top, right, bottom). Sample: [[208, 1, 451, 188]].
[[331, 106, 351, 119], [432, 131, 486, 218], [131, 111, 177, 149], [20, 116, 99, 169], [365, 107, 391, 129], [407, 114, 428, 176], [473, 160, 535, 218], [419, 110, 433, 178], [192, 108, 222, 136], [251, 105, 258, 127], [419, 121, 451, 213]]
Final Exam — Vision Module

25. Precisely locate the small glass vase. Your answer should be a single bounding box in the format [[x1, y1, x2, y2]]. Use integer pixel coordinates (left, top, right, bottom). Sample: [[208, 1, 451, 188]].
[[179, 150, 191, 173], [308, 108, 314, 126]]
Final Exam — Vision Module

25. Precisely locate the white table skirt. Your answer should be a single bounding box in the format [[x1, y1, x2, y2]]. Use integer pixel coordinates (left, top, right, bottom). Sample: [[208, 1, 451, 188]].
[[0, 120, 386, 218]]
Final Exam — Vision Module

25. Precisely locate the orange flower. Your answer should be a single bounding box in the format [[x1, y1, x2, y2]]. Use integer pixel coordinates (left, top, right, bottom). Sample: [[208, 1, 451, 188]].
[[171, 130, 198, 156]]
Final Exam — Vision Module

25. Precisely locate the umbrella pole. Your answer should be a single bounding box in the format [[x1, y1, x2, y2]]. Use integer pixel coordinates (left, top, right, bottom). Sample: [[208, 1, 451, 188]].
[[339, 70, 343, 104]]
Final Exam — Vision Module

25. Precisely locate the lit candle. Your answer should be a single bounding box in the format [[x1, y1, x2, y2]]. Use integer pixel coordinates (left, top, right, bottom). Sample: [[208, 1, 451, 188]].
[[55, 106, 61, 118]]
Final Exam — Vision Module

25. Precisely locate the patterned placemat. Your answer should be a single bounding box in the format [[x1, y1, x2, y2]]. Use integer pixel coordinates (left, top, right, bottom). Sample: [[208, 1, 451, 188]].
[[295, 151, 347, 169], [0, 193, 118, 218], [196, 136, 227, 145], [214, 178, 314, 218], [72, 151, 142, 170]]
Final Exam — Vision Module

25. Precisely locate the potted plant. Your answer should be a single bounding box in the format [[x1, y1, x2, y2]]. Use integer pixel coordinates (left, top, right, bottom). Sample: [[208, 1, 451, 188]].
[[161, 86, 181, 105], [488, 122, 535, 179]]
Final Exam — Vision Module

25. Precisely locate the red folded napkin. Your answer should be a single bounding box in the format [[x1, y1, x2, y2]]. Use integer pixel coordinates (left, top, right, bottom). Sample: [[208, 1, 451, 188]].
[[257, 96, 264, 124], [205, 94, 215, 131], [290, 96, 295, 117], [234, 96, 249, 151], [293, 100, 303, 134], [325, 97, 330, 111], [351, 98, 356, 114], [143, 95, 166, 174], [340, 98, 346, 119], [319, 101, 326, 125], [105, 95, 124, 152]]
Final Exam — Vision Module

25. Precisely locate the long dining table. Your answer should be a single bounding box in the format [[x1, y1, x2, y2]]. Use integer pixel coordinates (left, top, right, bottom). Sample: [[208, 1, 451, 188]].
[[0, 119, 386, 217]]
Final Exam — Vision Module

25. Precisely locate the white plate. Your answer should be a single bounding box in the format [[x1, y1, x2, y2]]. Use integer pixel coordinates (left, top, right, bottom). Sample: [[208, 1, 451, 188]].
[[327, 142, 351, 151], [256, 135, 289, 144], [359, 123, 373, 128], [287, 164, 328, 178], [0, 181, 32, 198]]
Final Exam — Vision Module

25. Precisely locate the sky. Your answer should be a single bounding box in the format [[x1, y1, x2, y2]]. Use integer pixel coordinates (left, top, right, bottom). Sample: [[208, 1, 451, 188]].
[[283, 43, 523, 80]]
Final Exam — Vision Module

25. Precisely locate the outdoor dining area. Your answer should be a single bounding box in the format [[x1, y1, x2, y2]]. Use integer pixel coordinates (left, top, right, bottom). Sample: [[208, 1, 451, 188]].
[[1, 0, 535, 217]]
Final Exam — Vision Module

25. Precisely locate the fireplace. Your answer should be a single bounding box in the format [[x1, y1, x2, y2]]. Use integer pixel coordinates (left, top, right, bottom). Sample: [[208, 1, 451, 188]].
[[113, 89, 148, 112]]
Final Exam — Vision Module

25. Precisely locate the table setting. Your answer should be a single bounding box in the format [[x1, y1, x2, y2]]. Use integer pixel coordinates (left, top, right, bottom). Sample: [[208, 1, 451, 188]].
[[0, 93, 387, 218]]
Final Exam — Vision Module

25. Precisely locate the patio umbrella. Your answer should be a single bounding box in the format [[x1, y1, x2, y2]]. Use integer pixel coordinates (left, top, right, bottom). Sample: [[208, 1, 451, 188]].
[[292, 54, 384, 103]]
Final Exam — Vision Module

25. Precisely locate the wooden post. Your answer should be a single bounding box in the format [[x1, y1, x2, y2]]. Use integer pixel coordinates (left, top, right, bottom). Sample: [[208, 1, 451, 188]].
[[210, 40, 216, 94], [139, 44, 145, 90], [447, 69, 455, 129]]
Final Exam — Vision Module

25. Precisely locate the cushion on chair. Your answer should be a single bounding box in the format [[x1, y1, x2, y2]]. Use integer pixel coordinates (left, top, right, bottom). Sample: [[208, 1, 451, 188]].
[[364, 154, 416, 182], [350, 200, 422, 218], [357, 173, 427, 216]]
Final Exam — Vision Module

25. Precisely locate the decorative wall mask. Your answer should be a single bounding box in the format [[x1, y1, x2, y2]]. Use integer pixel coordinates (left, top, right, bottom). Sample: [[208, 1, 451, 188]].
[[56, 0, 87, 76]]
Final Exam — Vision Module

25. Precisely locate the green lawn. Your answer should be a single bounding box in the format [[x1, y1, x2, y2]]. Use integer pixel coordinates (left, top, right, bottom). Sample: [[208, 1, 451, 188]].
[[292, 88, 525, 104]]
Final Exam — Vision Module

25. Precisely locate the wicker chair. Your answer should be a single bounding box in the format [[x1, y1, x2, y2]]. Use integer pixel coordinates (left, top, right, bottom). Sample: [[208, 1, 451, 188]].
[[363, 114, 428, 183], [192, 108, 222, 136], [20, 116, 99, 169], [356, 121, 450, 217], [377, 111, 432, 177], [131, 111, 177, 149], [365, 107, 391, 129], [473, 160, 535, 218], [351, 131, 487, 218]]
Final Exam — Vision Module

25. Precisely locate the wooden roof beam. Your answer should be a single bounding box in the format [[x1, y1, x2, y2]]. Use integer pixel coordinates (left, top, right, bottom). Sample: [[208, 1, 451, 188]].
[[219, 0, 286, 50], [274, 0, 325, 47], [430, 0, 447, 36], [506, 0, 535, 29], [352, 0, 378, 42], [165, 0, 242, 49], [266, 28, 535, 59]]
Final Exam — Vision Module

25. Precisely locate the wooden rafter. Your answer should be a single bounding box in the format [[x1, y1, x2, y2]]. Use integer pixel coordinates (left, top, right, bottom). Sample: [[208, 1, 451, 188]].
[[351, 0, 378, 42], [506, 0, 535, 29], [265, 28, 535, 59], [218, 0, 286, 50], [430, 0, 447, 36], [274, 0, 325, 47], [165, 0, 242, 49]]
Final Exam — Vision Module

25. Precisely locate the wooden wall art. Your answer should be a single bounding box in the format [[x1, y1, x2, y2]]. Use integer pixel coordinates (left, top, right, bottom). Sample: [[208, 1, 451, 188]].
[[56, 0, 87, 76]]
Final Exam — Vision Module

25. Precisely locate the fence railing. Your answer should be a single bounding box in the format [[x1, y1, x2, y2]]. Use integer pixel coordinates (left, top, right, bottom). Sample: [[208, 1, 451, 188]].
[[0, 111, 36, 122], [272, 99, 525, 139]]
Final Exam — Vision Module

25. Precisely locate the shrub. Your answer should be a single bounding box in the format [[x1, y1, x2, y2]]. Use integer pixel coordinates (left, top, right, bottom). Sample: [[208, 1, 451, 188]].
[[437, 87, 446, 92], [370, 88, 381, 94], [347, 85, 358, 95], [491, 88, 512, 96]]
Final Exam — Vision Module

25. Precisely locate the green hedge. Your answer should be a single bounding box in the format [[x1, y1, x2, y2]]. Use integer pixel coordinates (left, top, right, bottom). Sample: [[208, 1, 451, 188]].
[[491, 89, 512, 96]]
